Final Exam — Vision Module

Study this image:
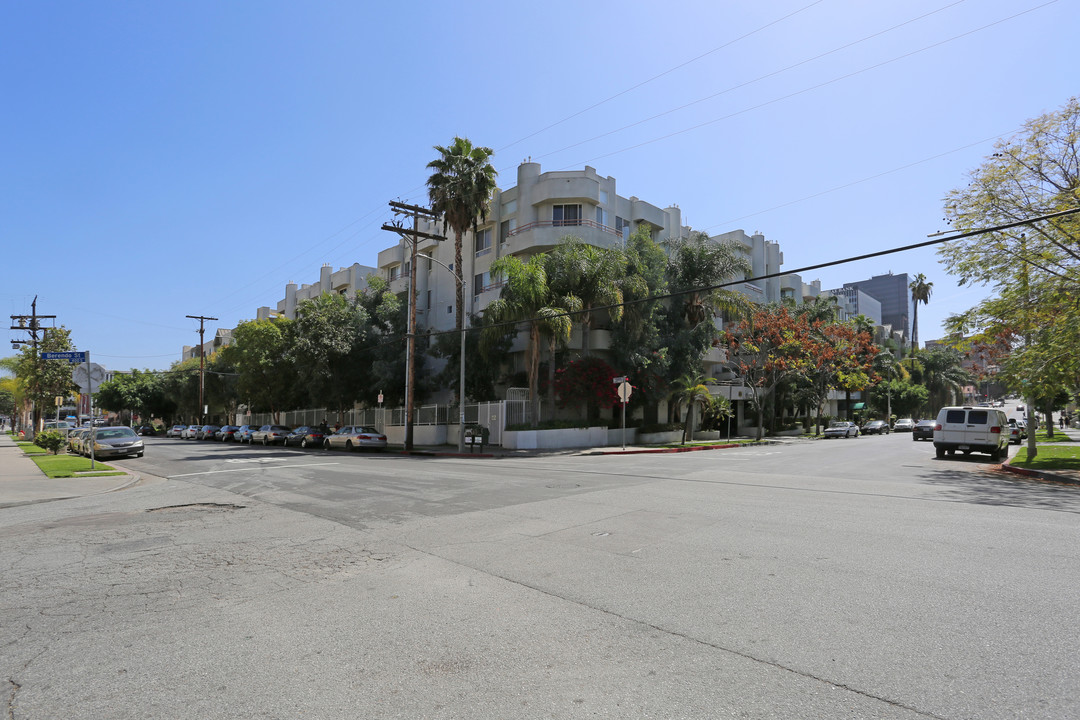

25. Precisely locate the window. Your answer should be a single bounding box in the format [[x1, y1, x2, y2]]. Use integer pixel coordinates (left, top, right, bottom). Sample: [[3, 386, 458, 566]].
[[389, 265, 400, 280], [553, 204, 581, 227], [596, 206, 608, 227], [502, 199, 517, 215], [475, 228, 492, 256], [426, 290, 432, 310], [599, 190, 608, 204], [500, 218, 517, 243], [615, 216, 629, 234], [474, 272, 491, 295], [447, 304, 453, 314]]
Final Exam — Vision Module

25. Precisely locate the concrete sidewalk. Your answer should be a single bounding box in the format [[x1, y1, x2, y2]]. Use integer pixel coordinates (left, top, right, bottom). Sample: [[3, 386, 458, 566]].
[[0, 433, 142, 508]]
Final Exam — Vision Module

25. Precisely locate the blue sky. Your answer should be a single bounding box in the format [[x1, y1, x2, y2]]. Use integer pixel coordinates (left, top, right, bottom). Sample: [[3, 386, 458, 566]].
[[3, 0, 1076, 372]]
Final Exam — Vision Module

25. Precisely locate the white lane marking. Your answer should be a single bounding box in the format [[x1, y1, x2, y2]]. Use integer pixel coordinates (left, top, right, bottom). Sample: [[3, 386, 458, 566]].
[[169, 462, 340, 478]]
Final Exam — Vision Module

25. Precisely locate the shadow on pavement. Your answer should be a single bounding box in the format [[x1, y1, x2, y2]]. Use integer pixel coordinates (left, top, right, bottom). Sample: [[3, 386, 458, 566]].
[[916, 460, 1080, 514]]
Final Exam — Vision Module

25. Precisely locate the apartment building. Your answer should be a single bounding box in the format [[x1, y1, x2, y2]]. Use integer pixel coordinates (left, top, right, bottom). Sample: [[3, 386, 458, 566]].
[[256, 262, 377, 321]]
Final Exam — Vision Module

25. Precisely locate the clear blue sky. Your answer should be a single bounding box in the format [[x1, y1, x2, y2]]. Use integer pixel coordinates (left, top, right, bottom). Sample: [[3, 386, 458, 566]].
[[3, 0, 1076, 372]]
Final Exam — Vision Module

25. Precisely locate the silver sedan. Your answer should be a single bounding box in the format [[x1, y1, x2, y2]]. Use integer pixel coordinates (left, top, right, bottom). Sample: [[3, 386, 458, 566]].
[[323, 426, 388, 452]]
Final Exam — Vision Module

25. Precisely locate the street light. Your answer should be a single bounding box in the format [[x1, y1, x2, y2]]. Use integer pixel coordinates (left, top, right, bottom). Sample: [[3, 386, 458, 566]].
[[419, 253, 468, 453]]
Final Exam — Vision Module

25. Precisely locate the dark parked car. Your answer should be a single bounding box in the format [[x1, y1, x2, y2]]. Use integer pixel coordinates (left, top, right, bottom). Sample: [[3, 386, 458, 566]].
[[136, 425, 158, 436], [912, 419, 935, 441], [197, 424, 221, 440], [283, 426, 327, 448], [251, 424, 291, 446], [216, 425, 241, 441], [861, 420, 890, 435]]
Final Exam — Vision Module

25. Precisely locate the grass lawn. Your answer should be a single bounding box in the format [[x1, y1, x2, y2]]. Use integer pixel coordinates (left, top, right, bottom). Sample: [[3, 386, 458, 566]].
[[1011, 444, 1080, 472], [18, 449, 123, 478], [16, 441, 49, 455], [1033, 428, 1075, 443]]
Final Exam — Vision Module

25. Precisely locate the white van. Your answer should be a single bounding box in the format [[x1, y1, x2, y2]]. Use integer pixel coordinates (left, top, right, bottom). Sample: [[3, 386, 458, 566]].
[[933, 406, 1009, 460]]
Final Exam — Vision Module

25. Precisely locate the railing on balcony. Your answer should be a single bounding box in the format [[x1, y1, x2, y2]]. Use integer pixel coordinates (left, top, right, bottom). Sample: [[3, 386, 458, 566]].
[[509, 218, 621, 238]]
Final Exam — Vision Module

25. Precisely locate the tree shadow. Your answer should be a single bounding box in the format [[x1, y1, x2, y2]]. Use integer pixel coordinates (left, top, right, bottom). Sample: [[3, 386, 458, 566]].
[[916, 457, 1080, 514]]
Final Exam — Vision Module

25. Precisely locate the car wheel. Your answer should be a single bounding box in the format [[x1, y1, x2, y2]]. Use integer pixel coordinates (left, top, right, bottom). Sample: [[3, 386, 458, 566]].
[[936, 446, 945, 459], [323, 440, 331, 450], [262, 436, 268, 446], [346, 440, 353, 452], [301, 438, 309, 448], [135, 452, 144, 458]]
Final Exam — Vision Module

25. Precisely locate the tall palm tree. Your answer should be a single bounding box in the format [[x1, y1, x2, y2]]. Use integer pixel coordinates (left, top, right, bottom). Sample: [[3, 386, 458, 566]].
[[426, 137, 498, 333], [482, 254, 576, 426], [909, 273, 934, 352]]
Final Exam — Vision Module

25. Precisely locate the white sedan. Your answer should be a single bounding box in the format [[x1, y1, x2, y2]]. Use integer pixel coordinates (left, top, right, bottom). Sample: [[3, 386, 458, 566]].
[[824, 421, 860, 438]]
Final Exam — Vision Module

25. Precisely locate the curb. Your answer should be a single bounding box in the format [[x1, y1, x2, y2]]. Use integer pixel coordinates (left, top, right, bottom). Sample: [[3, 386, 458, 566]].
[[1001, 458, 1080, 486]]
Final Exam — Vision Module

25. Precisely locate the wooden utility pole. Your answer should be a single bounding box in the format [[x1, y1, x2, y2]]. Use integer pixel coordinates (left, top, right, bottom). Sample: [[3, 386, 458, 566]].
[[381, 201, 443, 451], [186, 314, 218, 423], [10, 295, 57, 436]]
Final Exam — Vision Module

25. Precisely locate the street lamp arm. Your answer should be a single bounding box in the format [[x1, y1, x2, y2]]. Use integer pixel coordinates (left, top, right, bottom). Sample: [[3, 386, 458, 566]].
[[417, 253, 464, 286]]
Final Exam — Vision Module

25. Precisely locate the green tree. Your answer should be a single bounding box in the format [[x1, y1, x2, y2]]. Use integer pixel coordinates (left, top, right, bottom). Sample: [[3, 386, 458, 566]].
[[909, 273, 933, 351], [426, 137, 498, 334], [668, 371, 717, 445], [482, 254, 576, 427], [12, 327, 78, 433], [609, 225, 670, 424], [918, 346, 971, 413], [939, 97, 1080, 456], [221, 318, 298, 423], [292, 293, 371, 421], [546, 236, 625, 356]]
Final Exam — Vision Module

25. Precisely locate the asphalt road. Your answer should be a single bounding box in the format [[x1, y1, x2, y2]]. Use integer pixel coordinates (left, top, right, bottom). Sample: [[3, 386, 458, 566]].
[[3, 430, 1078, 719]]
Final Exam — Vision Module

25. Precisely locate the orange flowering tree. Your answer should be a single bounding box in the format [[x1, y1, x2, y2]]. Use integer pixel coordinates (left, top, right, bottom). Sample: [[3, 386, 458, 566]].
[[725, 306, 820, 440]]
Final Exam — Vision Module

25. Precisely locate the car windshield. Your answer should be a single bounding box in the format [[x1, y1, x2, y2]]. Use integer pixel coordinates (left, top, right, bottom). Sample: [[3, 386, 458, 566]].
[[97, 428, 136, 439], [829, 422, 847, 428], [357, 427, 379, 434]]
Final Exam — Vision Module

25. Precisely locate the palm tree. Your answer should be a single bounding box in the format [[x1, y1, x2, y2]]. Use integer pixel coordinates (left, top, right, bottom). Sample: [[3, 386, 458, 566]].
[[482, 254, 577, 426], [909, 273, 934, 352], [545, 236, 625, 355], [426, 137, 498, 333], [668, 371, 718, 445], [666, 232, 751, 328]]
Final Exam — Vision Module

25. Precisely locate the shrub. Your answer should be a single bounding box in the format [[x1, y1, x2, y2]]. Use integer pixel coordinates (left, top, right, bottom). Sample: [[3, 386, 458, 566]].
[[34, 429, 66, 455]]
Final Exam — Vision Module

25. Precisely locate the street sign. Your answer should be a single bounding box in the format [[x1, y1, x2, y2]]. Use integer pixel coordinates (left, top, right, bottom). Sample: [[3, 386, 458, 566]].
[[613, 376, 628, 384], [617, 381, 632, 403], [42, 351, 87, 362], [72, 363, 105, 393]]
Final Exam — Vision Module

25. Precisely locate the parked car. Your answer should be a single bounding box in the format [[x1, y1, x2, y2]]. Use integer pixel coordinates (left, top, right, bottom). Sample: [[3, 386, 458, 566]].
[[251, 424, 292, 446], [166, 424, 187, 438], [68, 427, 89, 454], [136, 425, 158, 436], [823, 421, 859, 439], [893, 418, 916, 432], [196, 424, 221, 440], [283, 426, 327, 448], [216, 425, 241, 441], [933, 406, 1009, 460], [86, 426, 145, 459], [861, 420, 890, 435], [181, 424, 202, 439], [235, 425, 256, 444], [44, 421, 75, 436], [1007, 419, 1024, 445], [912, 419, 935, 441], [324, 425, 388, 451]]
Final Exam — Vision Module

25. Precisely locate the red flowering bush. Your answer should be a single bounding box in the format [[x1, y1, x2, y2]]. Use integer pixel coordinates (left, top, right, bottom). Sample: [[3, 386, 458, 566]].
[[554, 357, 623, 410]]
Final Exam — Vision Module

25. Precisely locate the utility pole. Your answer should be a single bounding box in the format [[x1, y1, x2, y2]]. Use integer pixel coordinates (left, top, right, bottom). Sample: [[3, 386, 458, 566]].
[[186, 315, 218, 423], [10, 296, 57, 437], [382, 201, 443, 451]]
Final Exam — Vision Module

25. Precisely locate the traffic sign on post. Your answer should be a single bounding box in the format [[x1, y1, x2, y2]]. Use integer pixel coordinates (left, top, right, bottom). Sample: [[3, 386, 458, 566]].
[[41, 351, 87, 362]]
